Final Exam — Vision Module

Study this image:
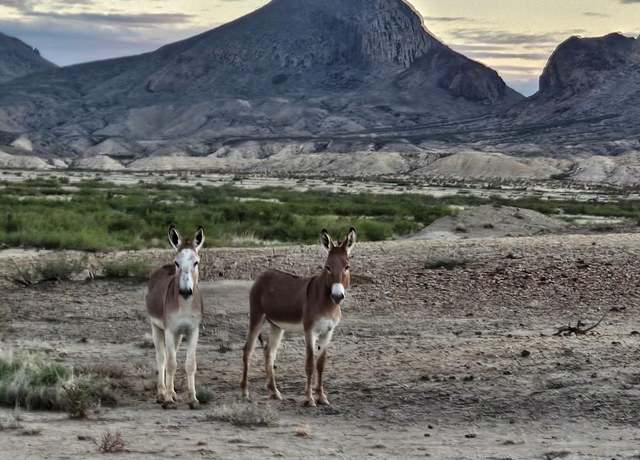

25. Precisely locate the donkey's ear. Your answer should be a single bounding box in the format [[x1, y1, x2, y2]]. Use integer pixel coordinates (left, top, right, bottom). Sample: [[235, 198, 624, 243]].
[[320, 229, 333, 252], [343, 227, 357, 256], [194, 226, 205, 252], [168, 225, 181, 252]]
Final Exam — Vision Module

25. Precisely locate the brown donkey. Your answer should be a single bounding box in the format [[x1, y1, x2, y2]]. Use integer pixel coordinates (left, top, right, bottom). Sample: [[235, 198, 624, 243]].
[[146, 225, 204, 409], [241, 227, 356, 406]]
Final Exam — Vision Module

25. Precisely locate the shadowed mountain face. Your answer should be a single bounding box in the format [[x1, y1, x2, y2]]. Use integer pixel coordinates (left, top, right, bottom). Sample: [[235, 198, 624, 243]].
[[513, 33, 640, 122], [0, 0, 521, 156], [0, 32, 56, 83], [539, 33, 637, 96]]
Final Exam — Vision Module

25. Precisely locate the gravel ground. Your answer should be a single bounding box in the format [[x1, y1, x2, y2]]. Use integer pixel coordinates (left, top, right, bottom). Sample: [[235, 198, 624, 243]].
[[2, 234, 640, 459]]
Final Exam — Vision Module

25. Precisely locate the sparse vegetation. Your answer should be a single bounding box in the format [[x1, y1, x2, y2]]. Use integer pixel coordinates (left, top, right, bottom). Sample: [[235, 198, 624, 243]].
[[0, 409, 22, 431], [96, 431, 125, 453], [101, 259, 151, 280], [0, 352, 116, 417], [195, 386, 215, 405], [424, 257, 469, 270], [2, 178, 640, 251], [8, 258, 86, 285], [454, 223, 468, 233], [205, 402, 279, 427]]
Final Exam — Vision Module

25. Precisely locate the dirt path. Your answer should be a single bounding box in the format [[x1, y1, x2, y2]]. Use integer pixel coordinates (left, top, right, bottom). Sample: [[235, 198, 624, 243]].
[[3, 234, 640, 458]]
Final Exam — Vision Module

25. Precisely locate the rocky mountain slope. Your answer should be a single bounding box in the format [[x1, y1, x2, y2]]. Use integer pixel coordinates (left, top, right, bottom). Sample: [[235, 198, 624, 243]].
[[1, 3, 640, 185], [0, 0, 520, 157], [0, 32, 56, 84], [529, 33, 639, 116]]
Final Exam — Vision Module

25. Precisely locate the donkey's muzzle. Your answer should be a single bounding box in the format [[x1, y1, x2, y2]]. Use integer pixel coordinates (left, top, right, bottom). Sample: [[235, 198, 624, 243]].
[[331, 293, 345, 304], [179, 288, 193, 298], [331, 283, 346, 304]]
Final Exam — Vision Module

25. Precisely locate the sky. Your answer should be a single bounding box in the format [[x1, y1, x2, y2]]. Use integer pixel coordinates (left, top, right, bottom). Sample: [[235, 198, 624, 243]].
[[0, 0, 638, 96]]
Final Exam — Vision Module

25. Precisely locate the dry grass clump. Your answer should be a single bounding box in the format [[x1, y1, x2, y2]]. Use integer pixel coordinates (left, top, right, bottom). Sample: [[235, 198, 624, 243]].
[[0, 409, 42, 436], [0, 409, 23, 431], [205, 402, 279, 427], [96, 431, 125, 453], [8, 258, 86, 286], [424, 257, 468, 270], [100, 259, 151, 280], [0, 352, 116, 418]]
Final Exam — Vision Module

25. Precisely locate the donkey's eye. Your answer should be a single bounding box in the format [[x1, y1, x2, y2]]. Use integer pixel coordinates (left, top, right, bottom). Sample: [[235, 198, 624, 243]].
[[194, 261, 199, 267], [324, 265, 331, 273], [174, 261, 180, 268], [345, 266, 350, 271]]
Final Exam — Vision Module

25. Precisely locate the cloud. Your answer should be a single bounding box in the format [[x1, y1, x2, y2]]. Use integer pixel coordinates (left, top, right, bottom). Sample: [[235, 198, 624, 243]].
[[620, 0, 640, 3], [423, 16, 471, 23], [448, 29, 563, 46], [0, 0, 206, 65], [0, 15, 207, 66], [25, 11, 195, 27], [462, 51, 551, 61], [0, 0, 194, 27]]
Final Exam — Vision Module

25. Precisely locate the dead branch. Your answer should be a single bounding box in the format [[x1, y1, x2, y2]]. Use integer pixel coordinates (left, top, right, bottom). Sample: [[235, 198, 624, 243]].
[[553, 308, 611, 337]]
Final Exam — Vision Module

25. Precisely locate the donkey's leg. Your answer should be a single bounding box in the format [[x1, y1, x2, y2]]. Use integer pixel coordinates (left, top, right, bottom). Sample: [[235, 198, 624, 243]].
[[264, 324, 285, 400], [164, 329, 179, 406], [315, 330, 334, 406], [151, 324, 167, 403], [185, 327, 200, 409], [303, 330, 317, 407], [241, 312, 265, 399]]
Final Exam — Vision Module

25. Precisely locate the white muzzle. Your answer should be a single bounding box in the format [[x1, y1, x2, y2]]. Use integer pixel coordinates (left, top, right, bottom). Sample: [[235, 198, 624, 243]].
[[331, 283, 346, 304]]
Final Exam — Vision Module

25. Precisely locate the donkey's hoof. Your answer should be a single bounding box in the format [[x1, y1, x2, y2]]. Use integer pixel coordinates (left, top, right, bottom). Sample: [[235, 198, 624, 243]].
[[269, 391, 283, 401], [317, 395, 330, 406], [169, 391, 179, 402], [303, 398, 317, 408], [188, 399, 200, 410], [161, 400, 178, 410]]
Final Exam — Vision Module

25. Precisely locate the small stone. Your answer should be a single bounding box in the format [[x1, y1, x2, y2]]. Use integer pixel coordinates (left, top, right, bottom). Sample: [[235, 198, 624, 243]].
[[520, 350, 531, 358]]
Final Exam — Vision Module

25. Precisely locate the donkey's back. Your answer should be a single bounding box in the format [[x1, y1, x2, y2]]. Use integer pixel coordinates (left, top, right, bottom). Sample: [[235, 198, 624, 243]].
[[250, 269, 309, 323]]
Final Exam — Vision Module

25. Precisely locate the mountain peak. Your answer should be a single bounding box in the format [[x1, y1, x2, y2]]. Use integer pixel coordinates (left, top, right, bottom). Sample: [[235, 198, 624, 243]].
[[0, 32, 56, 83], [0, 1, 521, 155], [539, 33, 637, 95]]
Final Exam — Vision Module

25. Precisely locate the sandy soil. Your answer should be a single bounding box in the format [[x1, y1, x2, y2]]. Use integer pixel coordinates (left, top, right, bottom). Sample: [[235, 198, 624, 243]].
[[3, 234, 640, 459], [412, 205, 568, 240]]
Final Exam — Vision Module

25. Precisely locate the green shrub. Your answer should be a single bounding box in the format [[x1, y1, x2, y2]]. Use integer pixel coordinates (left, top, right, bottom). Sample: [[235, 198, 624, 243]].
[[0, 353, 116, 417], [2, 178, 638, 251]]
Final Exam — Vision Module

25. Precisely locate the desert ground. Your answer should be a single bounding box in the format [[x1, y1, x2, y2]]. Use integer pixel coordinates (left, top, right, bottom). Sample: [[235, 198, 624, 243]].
[[2, 233, 640, 459]]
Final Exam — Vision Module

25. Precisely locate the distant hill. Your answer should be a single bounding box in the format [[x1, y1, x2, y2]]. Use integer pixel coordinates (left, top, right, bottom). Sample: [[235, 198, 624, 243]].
[[513, 33, 640, 123], [0, 32, 56, 83]]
